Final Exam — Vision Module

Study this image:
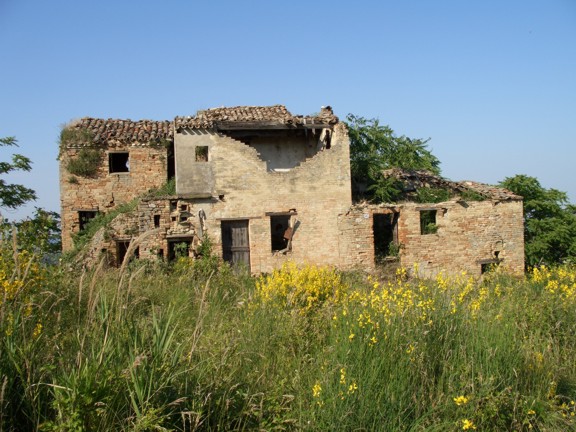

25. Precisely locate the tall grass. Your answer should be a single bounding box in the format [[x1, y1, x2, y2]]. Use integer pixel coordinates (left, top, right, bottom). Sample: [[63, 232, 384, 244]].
[[1, 237, 576, 430]]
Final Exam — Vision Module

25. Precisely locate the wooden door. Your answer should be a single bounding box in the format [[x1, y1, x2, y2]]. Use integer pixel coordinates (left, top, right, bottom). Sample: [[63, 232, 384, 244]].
[[221, 220, 250, 268]]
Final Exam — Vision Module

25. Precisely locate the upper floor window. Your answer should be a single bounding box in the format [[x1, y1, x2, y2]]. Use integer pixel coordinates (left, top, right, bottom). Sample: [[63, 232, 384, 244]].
[[195, 146, 209, 162], [109, 152, 129, 173]]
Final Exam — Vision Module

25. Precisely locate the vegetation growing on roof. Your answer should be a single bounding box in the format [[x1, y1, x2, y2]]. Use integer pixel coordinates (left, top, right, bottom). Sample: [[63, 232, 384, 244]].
[[65, 148, 103, 177], [415, 187, 452, 204], [459, 189, 487, 202], [346, 114, 440, 202], [59, 126, 95, 151], [413, 187, 488, 204]]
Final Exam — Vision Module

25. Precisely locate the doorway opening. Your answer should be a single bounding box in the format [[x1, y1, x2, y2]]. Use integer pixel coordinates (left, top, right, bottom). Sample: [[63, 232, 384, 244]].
[[373, 213, 399, 262], [221, 220, 250, 268]]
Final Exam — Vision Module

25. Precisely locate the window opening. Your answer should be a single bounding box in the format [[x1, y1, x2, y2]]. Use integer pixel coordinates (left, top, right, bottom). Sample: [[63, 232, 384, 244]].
[[195, 146, 209, 162], [168, 240, 191, 261], [78, 211, 98, 231], [153, 214, 161, 228], [116, 240, 138, 267], [480, 258, 500, 274], [373, 213, 399, 261], [109, 152, 129, 173], [481, 261, 499, 274], [420, 210, 438, 235], [167, 142, 175, 180], [270, 215, 291, 252]]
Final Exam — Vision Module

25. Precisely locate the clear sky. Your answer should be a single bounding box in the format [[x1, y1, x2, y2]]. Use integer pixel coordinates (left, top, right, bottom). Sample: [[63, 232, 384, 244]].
[[1, 0, 575, 220]]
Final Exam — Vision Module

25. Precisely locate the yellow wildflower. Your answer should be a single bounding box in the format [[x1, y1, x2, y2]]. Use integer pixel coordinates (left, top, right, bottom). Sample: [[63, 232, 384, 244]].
[[340, 368, 346, 385], [454, 395, 469, 406], [33, 322, 43, 339], [461, 419, 476, 430], [312, 382, 322, 398]]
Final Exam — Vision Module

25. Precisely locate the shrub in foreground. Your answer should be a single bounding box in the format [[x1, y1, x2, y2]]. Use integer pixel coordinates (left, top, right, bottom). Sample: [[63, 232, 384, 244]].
[[1, 242, 576, 430]]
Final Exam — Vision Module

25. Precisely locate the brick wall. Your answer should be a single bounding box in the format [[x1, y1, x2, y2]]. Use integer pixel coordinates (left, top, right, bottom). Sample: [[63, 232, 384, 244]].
[[338, 199, 525, 276], [171, 123, 352, 273]]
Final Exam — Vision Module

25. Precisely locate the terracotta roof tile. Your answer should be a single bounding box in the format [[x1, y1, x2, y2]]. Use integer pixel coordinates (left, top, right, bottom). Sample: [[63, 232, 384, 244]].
[[174, 105, 339, 130], [62, 105, 339, 147], [382, 168, 521, 201], [64, 118, 173, 147], [459, 180, 521, 201]]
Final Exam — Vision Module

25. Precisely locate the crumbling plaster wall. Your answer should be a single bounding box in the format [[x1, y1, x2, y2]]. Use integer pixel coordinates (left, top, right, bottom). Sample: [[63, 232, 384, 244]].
[[60, 144, 167, 251], [173, 123, 352, 273], [338, 199, 524, 276], [246, 134, 324, 171]]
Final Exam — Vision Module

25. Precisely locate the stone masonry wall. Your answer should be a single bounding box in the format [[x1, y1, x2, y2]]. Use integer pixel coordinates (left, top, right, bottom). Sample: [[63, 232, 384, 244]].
[[338, 199, 524, 276], [60, 144, 167, 251]]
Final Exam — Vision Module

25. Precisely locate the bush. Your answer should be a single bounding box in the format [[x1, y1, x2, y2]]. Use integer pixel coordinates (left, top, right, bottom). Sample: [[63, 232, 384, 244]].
[[2, 230, 576, 431], [66, 148, 103, 177]]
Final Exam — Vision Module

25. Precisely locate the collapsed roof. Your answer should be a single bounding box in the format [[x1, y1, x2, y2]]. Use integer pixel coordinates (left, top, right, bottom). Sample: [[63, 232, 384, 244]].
[[381, 168, 521, 201]]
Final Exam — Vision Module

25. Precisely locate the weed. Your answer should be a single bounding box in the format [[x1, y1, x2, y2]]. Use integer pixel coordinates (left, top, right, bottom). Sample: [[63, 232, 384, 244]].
[[66, 148, 103, 177], [2, 222, 576, 431]]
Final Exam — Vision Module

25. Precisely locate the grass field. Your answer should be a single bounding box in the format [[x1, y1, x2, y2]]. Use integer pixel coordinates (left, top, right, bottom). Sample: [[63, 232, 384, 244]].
[[1, 243, 575, 431]]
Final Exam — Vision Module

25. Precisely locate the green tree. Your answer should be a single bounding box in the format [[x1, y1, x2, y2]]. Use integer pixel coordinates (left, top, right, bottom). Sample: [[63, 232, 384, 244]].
[[346, 114, 440, 201], [11, 208, 61, 255], [500, 174, 576, 267], [0, 136, 37, 209]]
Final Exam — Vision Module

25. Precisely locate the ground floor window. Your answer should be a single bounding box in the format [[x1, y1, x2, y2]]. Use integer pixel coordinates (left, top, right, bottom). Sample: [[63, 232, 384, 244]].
[[116, 240, 139, 267], [270, 214, 292, 252], [480, 258, 500, 274], [420, 210, 438, 235], [78, 210, 98, 231], [168, 239, 192, 261]]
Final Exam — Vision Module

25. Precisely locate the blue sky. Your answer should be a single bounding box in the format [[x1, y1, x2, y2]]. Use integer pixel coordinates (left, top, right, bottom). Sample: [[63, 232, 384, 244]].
[[1, 0, 575, 220]]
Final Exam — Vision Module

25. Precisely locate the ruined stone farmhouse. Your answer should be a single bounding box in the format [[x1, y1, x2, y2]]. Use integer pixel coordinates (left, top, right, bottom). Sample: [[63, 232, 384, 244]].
[[59, 105, 524, 276]]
